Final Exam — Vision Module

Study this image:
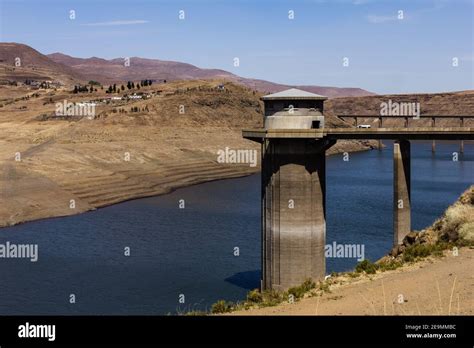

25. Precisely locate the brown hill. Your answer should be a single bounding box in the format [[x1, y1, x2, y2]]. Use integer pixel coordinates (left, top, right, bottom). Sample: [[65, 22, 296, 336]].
[[229, 76, 375, 98], [46, 50, 375, 98], [47, 52, 233, 84], [0, 43, 85, 84], [0, 43, 375, 97]]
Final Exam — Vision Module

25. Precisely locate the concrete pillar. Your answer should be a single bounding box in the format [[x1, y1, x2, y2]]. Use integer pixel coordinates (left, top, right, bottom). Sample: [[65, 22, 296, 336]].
[[460, 117, 464, 153], [393, 140, 411, 246], [378, 117, 383, 150], [261, 139, 333, 291], [431, 118, 436, 152]]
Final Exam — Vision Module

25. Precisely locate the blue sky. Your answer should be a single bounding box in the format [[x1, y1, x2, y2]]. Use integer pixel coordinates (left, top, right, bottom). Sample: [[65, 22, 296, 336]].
[[0, 0, 472, 94]]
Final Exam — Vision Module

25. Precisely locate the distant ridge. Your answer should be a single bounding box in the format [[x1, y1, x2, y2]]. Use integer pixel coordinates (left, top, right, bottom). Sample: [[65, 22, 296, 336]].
[[48, 52, 376, 98], [0, 42, 375, 98], [0, 43, 84, 84]]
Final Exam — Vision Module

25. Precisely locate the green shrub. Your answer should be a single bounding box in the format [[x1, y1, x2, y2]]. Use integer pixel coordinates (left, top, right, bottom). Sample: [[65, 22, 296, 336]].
[[319, 282, 331, 293], [260, 289, 286, 307], [355, 259, 378, 274], [211, 300, 234, 314], [246, 289, 263, 303], [287, 279, 316, 299], [378, 260, 403, 271], [402, 243, 447, 262]]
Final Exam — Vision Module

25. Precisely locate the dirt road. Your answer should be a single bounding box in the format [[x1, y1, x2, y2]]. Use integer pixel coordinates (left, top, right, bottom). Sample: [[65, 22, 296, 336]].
[[231, 248, 474, 315]]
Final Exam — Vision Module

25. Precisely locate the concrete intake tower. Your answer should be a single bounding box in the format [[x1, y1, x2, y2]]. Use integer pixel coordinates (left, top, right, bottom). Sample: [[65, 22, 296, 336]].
[[259, 89, 334, 291]]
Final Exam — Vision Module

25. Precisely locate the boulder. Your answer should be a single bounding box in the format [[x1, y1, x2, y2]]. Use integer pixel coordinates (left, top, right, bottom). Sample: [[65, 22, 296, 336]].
[[403, 232, 418, 246]]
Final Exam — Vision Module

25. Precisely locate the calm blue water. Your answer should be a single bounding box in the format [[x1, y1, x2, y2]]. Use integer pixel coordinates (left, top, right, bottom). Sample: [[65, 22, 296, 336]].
[[0, 141, 472, 314]]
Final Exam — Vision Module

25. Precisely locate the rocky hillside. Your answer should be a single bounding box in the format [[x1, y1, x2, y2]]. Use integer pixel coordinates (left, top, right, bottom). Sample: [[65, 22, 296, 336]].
[[388, 185, 474, 261], [325, 92, 474, 127], [0, 43, 83, 84]]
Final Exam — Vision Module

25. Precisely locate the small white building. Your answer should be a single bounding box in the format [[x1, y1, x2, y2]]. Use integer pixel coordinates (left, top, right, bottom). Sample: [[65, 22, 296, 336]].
[[76, 102, 97, 107]]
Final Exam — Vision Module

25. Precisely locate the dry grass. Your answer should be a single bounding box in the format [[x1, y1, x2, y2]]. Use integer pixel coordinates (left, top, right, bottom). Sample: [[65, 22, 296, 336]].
[[442, 204, 474, 238]]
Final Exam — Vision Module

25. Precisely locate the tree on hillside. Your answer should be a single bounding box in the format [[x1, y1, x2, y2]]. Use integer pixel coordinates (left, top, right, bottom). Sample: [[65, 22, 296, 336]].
[[137, 84, 140, 90], [73, 86, 78, 94], [131, 82, 135, 89], [113, 84, 117, 92], [121, 85, 125, 91]]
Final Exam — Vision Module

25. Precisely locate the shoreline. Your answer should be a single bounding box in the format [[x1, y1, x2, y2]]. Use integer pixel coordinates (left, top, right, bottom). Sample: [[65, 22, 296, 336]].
[[0, 164, 258, 229], [4, 138, 468, 230], [227, 247, 474, 316], [0, 144, 375, 229]]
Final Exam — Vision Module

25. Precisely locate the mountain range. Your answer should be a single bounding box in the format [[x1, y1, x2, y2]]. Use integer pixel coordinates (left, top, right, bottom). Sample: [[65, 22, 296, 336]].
[[0, 43, 374, 98]]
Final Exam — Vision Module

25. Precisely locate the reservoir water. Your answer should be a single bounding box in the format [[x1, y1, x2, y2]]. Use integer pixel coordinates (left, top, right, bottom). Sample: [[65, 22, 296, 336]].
[[0, 141, 472, 314]]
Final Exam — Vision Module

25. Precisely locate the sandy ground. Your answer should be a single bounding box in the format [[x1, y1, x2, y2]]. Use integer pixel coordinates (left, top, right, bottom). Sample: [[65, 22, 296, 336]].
[[231, 248, 474, 315]]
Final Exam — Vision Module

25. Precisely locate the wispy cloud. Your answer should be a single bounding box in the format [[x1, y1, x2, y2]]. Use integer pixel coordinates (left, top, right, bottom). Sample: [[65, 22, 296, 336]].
[[367, 14, 398, 24], [351, 0, 372, 5], [81, 20, 149, 27]]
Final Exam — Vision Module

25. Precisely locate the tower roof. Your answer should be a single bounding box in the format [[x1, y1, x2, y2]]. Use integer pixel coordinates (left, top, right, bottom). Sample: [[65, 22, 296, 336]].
[[261, 88, 327, 101]]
